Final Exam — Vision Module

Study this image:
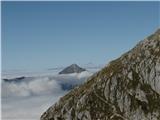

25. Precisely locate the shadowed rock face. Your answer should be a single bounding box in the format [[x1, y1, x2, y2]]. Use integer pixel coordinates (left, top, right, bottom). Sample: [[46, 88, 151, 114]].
[[41, 29, 160, 120], [59, 64, 86, 74]]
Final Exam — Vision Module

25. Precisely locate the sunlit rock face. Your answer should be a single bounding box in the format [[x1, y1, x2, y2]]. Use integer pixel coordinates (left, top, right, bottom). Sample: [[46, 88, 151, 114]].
[[41, 29, 160, 120]]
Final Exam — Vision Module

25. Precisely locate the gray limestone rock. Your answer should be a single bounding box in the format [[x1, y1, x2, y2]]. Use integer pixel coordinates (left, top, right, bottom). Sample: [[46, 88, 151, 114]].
[[41, 29, 160, 120]]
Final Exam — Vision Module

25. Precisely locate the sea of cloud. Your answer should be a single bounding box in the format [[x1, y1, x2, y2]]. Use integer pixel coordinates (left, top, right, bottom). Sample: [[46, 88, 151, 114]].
[[2, 70, 95, 120]]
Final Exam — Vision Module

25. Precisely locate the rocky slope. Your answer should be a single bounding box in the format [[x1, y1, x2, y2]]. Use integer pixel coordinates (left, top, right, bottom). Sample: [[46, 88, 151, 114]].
[[41, 29, 160, 120], [59, 64, 86, 74]]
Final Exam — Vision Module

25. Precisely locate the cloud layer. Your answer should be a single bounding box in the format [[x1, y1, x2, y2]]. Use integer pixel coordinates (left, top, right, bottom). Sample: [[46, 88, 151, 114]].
[[2, 71, 93, 120]]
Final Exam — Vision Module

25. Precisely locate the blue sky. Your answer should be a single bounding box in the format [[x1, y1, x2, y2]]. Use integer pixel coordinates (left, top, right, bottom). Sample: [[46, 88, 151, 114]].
[[2, 1, 159, 70]]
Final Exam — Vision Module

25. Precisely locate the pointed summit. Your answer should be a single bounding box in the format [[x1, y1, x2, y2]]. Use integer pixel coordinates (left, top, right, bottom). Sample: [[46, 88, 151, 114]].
[[59, 64, 86, 74]]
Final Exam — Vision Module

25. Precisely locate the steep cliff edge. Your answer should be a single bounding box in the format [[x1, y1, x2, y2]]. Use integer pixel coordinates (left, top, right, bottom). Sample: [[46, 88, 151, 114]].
[[41, 29, 160, 120]]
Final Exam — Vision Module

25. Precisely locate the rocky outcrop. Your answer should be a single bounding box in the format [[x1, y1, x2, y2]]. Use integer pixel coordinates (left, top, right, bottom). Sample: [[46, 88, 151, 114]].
[[41, 29, 160, 120], [59, 64, 86, 74]]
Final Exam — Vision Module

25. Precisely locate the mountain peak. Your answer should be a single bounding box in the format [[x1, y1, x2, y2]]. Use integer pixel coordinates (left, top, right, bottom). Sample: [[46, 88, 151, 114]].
[[70, 64, 80, 68], [59, 64, 86, 74], [41, 30, 160, 120]]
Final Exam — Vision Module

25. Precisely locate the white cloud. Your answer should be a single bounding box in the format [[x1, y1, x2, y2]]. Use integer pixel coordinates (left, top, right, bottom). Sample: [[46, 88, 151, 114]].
[[2, 71, 93, 120], [2, 94, 66, 120]]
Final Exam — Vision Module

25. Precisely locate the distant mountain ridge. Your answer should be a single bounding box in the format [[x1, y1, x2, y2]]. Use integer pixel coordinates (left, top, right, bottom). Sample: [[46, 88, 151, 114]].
[[41, 29, 160, 120], [3, 76, 26, 83], [59, 64, 86, 74]]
